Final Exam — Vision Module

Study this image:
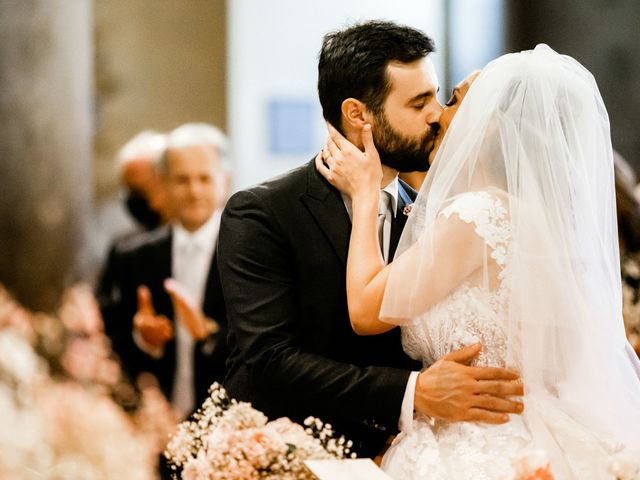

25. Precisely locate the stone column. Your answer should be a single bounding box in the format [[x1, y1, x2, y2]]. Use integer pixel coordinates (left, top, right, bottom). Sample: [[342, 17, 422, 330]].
[[0, 0, 93, 312]]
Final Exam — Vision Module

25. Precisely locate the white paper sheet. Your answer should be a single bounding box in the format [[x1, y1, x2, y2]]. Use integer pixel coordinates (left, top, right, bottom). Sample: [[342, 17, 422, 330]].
[[305, 459, 393, 480]]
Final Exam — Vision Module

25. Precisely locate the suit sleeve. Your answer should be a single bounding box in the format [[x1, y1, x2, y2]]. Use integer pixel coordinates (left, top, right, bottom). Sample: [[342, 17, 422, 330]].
[[97, 244, 136, 365], [218, 190, 411, 429], [96, 242, 160, 380]]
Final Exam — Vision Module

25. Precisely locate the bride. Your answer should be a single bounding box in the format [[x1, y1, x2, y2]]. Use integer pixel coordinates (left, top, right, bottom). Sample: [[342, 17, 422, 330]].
[[316, 44, 640, 479]]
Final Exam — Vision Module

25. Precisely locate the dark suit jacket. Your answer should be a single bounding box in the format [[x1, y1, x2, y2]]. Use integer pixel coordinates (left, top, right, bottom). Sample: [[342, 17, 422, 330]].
[[218, 159, 420, 457], [97, 226, 229, 408]]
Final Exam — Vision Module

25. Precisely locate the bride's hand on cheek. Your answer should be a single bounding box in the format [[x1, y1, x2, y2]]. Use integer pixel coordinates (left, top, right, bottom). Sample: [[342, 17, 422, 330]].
[[315, 123, 382, 200]]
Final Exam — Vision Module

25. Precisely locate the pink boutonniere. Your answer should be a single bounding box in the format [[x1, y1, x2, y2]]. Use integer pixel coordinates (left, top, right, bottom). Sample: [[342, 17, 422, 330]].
[[403, 204, 414, 216]]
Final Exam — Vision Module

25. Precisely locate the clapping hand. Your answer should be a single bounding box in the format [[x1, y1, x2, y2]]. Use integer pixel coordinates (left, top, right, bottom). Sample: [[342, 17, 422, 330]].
[[164, 278, 218, 341], [415, 343, 524, 424], [133, 285, 174, 348]]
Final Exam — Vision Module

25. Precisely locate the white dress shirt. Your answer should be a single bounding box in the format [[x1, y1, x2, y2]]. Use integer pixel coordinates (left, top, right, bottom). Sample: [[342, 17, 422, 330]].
[[170, 210, 221, 418], [341, 177, 419, 432]]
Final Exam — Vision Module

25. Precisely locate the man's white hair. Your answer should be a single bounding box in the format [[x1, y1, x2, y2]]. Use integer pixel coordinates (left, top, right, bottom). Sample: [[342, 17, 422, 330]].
[[160, 123, 230, 172], [169, 123, 228, 159], [116, 130, 167, 172]]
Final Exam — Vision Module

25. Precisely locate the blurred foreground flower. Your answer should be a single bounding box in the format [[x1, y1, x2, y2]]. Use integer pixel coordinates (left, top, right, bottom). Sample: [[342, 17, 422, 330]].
[[0, 328, 156, 479], [0, 284, 178, 479]]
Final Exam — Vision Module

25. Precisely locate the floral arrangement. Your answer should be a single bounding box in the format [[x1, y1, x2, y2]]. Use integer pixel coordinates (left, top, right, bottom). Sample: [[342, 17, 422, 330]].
[[608, 453, 640, 480], [165, 383, 354, 480], [512, 450, 640, 480], [0, 284, 177, 479], [622, 255, 640, 355], [515, 466, 554, 480], [512, 452, 554, 480]]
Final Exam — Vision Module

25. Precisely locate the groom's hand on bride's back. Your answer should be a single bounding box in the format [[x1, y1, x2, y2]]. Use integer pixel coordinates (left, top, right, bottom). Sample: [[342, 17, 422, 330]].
[[414, 343, 524, 424]]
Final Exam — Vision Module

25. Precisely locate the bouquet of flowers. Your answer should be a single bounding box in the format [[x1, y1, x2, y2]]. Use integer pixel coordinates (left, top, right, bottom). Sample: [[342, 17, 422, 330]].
[[165, 383, 354, 480]]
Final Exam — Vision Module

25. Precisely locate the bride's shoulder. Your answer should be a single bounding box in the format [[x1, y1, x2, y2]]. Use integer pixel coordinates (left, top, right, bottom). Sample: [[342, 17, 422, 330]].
[[437, 189, 513, 261], [440, 188, 510, 223]]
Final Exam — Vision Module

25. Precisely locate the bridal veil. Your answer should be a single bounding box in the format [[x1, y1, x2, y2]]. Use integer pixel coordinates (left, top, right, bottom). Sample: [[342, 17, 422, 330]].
[[380, 44, 640, 455]]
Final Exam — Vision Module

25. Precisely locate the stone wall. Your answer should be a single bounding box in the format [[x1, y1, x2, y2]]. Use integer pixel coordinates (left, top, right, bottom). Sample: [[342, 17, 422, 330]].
[[93, 0, 227, 199]]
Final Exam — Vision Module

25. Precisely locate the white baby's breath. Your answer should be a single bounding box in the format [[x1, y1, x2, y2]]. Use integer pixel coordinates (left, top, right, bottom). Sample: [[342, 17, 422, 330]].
[[0, 330, 45, 386]]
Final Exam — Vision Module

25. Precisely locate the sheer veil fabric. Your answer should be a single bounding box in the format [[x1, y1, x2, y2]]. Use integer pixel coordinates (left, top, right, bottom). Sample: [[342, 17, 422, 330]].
[[380, 44, 640, 462]]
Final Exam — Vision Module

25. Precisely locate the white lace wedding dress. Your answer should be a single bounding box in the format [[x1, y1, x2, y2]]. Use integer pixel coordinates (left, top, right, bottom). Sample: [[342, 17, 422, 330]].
[[381, 192, 622, 480]]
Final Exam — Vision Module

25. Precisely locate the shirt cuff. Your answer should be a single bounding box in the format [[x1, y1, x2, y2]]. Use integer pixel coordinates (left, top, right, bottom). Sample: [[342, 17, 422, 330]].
[[132, 328, 164, 359], [399, 371, 419, 433]]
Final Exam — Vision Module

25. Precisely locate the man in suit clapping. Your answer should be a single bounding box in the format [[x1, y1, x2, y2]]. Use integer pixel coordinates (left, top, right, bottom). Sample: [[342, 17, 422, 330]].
[[99, 123, 230, 419]]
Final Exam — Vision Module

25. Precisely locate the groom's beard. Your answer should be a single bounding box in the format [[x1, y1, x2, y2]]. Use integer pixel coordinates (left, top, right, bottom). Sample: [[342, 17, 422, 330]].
[[373, 112, 438, 173]]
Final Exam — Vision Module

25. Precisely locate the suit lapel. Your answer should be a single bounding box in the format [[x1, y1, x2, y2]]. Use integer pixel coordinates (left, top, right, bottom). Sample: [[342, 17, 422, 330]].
[[300, 160, 418, 264], [300, 160, 351, 265], [155, 227, 173, 280], [202, 245, 221, 318], [202, 252, 215, 312], [389, 179, 417, 261]]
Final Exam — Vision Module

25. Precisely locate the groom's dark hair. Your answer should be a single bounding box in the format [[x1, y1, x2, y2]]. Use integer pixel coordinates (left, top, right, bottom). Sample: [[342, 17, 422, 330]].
[[318, 21, 435, 132]]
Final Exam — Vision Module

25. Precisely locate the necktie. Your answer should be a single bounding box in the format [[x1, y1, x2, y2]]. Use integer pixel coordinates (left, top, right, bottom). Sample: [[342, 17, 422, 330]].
[[377, 191, 392, 263]]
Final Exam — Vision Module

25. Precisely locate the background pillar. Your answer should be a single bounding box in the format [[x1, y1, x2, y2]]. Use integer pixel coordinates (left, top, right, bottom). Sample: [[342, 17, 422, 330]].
[[0, 0, 94, 311]]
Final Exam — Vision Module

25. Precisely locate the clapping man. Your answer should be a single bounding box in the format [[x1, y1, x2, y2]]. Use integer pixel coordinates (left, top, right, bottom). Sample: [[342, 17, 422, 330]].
[[99, 123, 230, 418]]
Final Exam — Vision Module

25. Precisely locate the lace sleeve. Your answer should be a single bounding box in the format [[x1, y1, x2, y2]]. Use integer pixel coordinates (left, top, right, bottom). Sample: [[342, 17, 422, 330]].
[[440, 191, 512, 268], [380, 191, 508, 324]]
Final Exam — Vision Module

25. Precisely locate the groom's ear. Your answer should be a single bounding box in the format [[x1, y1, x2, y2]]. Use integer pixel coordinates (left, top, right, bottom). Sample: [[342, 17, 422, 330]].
[[341, 98, 369, 129]]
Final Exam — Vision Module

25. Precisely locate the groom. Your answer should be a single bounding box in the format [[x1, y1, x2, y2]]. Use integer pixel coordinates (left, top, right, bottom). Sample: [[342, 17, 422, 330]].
[[218, 21, 523, 457]]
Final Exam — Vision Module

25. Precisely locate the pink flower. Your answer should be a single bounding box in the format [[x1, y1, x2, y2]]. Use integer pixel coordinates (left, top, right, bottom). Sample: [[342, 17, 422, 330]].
[[513, 451, 554, 480], [403, 204, 413, 216], [59, 284, 104, 336]]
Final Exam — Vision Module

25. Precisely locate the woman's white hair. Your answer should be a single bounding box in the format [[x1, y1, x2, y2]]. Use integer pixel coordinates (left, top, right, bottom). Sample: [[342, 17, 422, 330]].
[[115, 130, 167, 173]]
